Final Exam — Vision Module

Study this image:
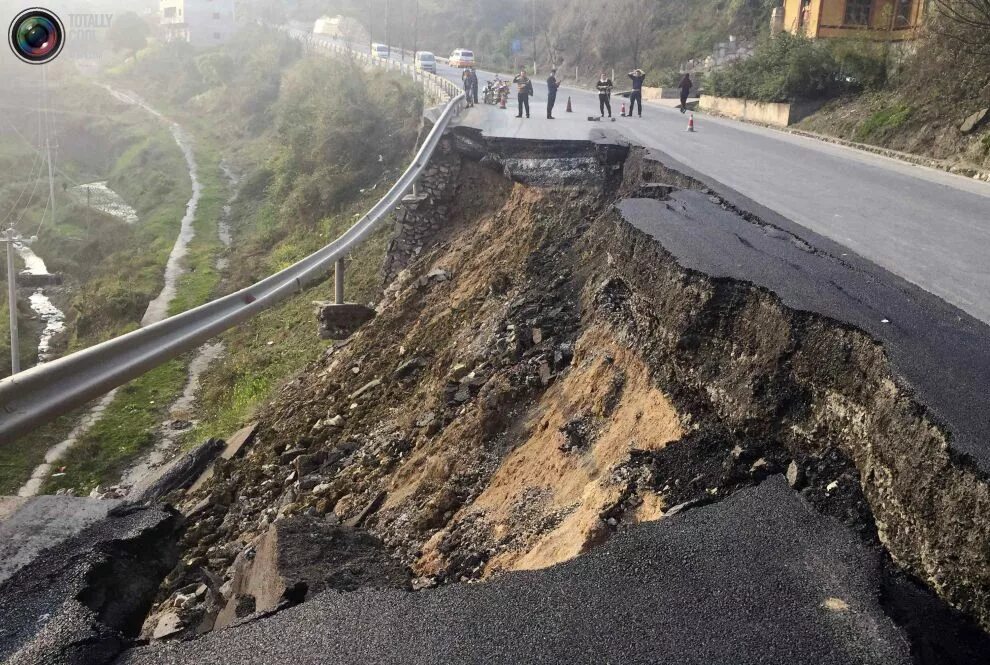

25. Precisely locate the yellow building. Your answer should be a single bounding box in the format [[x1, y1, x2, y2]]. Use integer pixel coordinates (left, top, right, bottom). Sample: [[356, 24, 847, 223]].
[[782, 0, 925, 41]]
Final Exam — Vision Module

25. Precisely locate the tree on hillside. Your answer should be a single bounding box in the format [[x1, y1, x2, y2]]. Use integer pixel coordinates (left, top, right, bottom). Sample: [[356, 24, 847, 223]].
[[932, 0, 990, 55], [621, 0, 658, 69], [107, 12, 150, 57]]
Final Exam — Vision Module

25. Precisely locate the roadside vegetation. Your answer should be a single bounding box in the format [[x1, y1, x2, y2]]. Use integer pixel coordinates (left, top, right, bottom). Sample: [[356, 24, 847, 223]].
[[36, 27, 422, 494]]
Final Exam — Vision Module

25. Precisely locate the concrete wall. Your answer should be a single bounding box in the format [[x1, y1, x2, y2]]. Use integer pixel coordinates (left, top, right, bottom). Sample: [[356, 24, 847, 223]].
[[642, 87, 687, 101], [699, 95, 825, 127]]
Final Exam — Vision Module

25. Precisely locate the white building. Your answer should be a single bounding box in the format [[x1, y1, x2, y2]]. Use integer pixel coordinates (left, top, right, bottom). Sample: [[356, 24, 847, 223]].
[[160, 0, 236, 47]]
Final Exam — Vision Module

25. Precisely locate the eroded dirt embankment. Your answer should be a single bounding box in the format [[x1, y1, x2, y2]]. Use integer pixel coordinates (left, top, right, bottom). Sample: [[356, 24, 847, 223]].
[[149, 132, 990, 656]]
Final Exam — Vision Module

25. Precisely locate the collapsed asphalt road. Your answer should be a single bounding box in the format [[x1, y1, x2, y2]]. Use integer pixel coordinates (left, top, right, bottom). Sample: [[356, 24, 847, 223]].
[[0, 504, 179, 664], [5, 130, 990, 664], [120, 478, 912, 665]]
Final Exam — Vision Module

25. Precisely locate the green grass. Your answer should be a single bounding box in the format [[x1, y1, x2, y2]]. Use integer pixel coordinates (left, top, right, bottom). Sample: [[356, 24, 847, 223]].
[[180, 193, 392, 447], [854, 104, 915, 142], [168, 146, 224, 316], [39, 143, 230, 494], [43, 359, 189, 493]]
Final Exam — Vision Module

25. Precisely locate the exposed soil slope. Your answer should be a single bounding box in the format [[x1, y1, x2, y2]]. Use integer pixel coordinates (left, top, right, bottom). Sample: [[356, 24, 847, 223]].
[[149, 134, 990, 661]]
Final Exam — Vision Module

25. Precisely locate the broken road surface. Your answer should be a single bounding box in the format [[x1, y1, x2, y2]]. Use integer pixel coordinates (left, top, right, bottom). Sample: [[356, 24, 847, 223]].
[[121, 479, 910, 665]]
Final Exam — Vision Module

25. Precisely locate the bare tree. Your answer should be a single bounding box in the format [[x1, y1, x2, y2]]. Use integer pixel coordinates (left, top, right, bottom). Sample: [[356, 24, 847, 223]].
[[932, 0, 990, 55]]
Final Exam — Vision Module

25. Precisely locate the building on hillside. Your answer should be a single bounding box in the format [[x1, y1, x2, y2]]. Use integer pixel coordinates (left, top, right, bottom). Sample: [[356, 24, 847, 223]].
[[160, 0, 236, 46], [313, 15, 370, 46], [781, 0, 925, 41]]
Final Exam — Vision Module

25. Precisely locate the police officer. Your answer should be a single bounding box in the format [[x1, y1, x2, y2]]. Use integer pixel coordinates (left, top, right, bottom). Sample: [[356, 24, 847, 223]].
[[546, 68, 560, 119]]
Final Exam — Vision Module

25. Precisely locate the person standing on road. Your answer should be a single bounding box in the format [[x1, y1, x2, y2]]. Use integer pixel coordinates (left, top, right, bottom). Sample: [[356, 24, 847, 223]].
[[463, 68, 474, 107], [627, 68, 646, 118], [513, 68, 532, 119], [546, 68, 560, 119], [597, 71, 613, 118], [467, 68, 480, 106], [679, 73, 693, 114]]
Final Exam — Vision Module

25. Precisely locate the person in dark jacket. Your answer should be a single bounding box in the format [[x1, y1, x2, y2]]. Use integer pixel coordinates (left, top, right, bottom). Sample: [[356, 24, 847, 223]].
[[597, 72, 612, 118], [468, 68, 479, 105], [679, 73, 693, 114], [513, 68, 531, 118], [627, 68, 645, 117], [546, 68, 560, 119], [462, 68, 474, 107]]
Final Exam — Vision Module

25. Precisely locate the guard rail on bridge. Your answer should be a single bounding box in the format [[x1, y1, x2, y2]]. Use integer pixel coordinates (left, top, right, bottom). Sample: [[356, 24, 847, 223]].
[[0, 31, 465, 445]]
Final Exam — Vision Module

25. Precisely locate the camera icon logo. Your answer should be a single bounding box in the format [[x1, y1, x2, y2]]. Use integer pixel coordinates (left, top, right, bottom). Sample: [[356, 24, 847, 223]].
[[8, 7, 65, 64]]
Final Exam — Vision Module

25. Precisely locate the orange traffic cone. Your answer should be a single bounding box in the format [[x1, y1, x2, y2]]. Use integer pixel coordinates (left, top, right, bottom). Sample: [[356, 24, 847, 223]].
[[620, 102, 626, 117], [566, 96, 573, 112], [499, 93, 507, 110], [687, 113, 695, 132]]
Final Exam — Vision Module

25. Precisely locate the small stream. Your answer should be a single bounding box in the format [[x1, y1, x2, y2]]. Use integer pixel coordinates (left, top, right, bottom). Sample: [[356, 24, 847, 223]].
[[14, 243, 66, 364], [115, 163, 240, 496], [69, 182, 139, 224], [18, 88, 204, 498]]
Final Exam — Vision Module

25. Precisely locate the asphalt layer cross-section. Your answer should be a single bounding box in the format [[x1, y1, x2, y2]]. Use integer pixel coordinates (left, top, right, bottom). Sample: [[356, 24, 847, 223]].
[[616, 186, 990, 471], [120, 478, 911, 665], [439, 61, 990, 328]]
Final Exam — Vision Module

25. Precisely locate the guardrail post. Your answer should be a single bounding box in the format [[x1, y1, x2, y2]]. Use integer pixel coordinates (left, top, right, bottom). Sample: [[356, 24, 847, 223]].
[[334, 259, 345, 305]]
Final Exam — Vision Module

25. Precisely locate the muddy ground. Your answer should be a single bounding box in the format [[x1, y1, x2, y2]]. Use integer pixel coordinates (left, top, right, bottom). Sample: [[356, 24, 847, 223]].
[[123, 131, 990, 662]]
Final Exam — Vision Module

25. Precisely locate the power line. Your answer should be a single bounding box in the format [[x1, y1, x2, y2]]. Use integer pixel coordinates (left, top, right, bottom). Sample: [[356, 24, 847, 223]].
[[0, 110, 45, 228]]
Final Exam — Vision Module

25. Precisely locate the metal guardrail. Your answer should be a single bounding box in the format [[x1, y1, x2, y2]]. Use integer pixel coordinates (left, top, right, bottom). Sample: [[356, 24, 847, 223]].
[[0, 33, 465, 445]]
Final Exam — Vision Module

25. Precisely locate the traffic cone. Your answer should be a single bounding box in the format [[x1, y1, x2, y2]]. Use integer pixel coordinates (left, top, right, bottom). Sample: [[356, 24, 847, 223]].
[[499, 93, 507, 110], [687, 113, 695, 132], [621, 102, 626, 117], [566, 96, 572, 112]]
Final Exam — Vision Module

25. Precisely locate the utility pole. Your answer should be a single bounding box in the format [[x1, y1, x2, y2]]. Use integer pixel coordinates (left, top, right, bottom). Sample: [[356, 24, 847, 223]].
[[4, 228, 20, 375], [412, 0, 419, 54], [532, 0, 537, 75], [46, 137, 55, 225], [385, 0, 391, 59]]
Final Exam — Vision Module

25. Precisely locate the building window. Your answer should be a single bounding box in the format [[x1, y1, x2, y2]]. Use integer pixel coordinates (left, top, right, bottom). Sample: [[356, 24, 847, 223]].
[[213, 32, 222, 39], [163, 7, 176, 17], [213, 12, 221, 19], [894, 0, 913, 27], [844, 0, 872, 26]]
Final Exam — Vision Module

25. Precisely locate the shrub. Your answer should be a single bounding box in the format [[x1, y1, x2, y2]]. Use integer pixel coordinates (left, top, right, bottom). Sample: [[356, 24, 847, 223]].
[[827, 39, 889, 91], [707, 32, 844, 102], [854, 103, 915, 141]]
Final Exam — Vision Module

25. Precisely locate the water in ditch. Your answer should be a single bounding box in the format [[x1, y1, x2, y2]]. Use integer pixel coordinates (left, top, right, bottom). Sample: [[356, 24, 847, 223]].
[[13, 243, 66, 364], [69, 182, 139, 224], [18, 89, 203, 497], [114, 163, 241, 498]]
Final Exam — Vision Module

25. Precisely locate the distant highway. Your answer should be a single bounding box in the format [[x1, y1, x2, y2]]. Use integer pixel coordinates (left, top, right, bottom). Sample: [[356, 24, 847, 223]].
[[430, 59, 990, 327]]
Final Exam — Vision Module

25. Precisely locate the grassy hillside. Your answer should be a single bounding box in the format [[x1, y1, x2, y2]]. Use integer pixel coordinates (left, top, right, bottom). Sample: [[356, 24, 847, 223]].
[[36, 28, 423, 494]]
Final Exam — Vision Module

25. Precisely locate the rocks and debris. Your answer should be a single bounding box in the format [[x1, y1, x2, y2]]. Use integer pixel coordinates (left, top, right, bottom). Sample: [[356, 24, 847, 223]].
[[317, 303, 377, 340], [558, 415, 594, 453], [211, 517, 407, 631], [959, 108, 989, 135], [132, 438, 226, 504]]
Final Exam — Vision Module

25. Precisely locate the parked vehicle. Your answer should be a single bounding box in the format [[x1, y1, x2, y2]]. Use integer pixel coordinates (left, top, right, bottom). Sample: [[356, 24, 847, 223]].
[[415, 51, 436, 73], [371, 42, 390, 59], [449, 48, 475, 68]]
